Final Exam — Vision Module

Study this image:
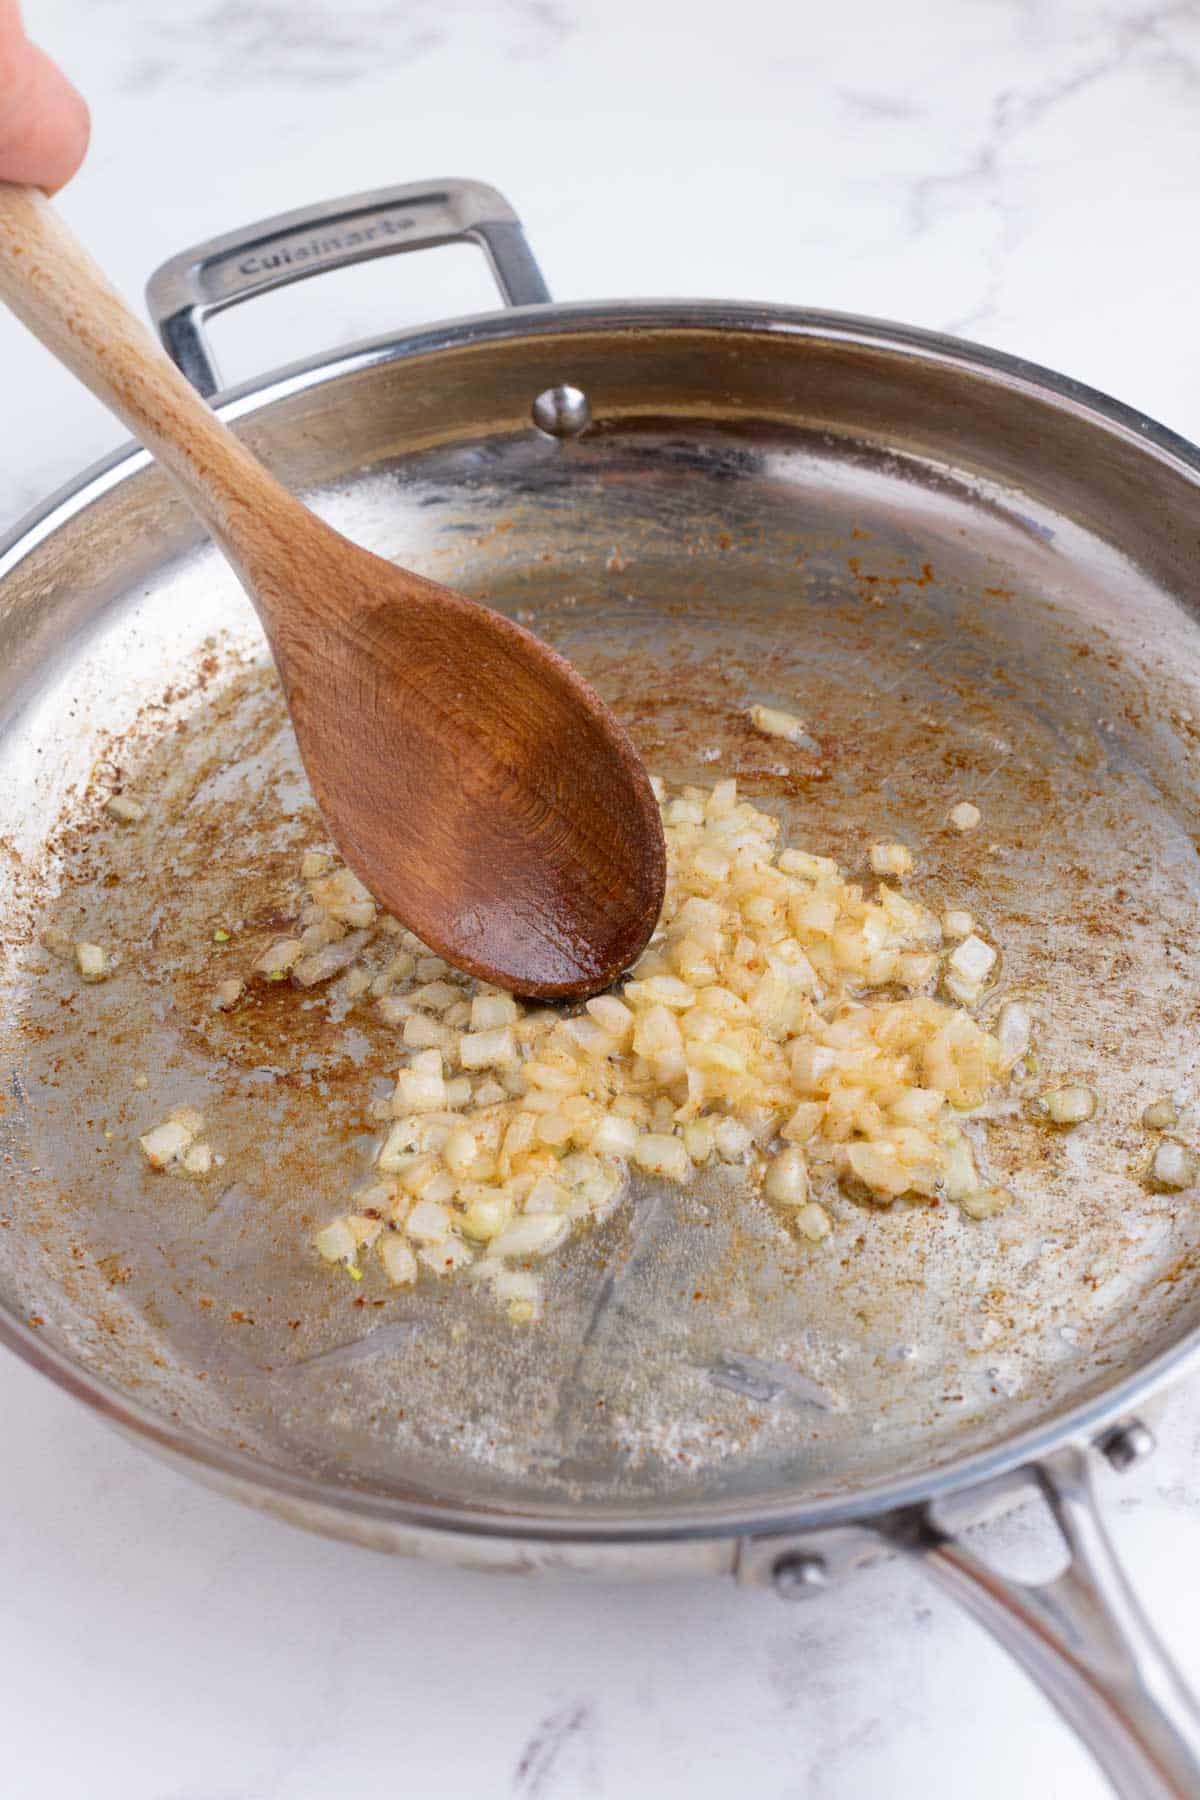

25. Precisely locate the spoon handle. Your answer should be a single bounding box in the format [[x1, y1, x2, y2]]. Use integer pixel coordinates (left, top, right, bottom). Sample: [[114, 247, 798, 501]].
[[0, 182, 283, 543]]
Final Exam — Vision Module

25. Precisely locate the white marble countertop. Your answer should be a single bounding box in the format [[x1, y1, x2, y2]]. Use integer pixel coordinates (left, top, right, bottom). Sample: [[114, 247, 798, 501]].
[[6, 2, 1200, 1795]]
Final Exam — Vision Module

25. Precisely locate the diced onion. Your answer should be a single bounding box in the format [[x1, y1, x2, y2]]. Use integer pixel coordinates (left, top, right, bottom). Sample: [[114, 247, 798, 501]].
[[459, 1026, 516, 1070], [391, 1049, 446, 1114], [441, 1125, 477, 1176], [748, 704, 808, 743], [254, 938, 303, 978], [632, 1133, 693, 1182], [948, 935, 996, 987], [405, 1198, 455, 1243], [75, 942, 110, 983], [139, 1117, 197, 1168], [417, 1238, 474, 1275], [293, 929, 371, 988], [470, 992, 520, 1030], [714, 1118, 754, 1162], [794, 1202, 831, 1241], [588, 1113, 638, 1157], [309, 867, 375, 926], [379, 1235, 418, 1284], [1039, 1085, 1097, 1127], [1148, 1141, 1195, 1191], [995, 1000, 1032, 1066], [764, 1146, 809, 1205], [587, 995, 634, 1038], [938, 1127, 978, 1201], [869, 843, 914, 877], [460, 1192, 511, 1241], [180, 1142, 213, 1176], [286, 777, 1018, 1317], [314, 1218, 360, 1264], [487, 1215, 570, 1258], [959, 1185, 1015, 1219]]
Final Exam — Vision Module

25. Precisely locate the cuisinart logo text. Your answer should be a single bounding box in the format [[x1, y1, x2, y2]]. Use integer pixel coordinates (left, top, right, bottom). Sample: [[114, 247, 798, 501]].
[[237, 212, 418, 276]]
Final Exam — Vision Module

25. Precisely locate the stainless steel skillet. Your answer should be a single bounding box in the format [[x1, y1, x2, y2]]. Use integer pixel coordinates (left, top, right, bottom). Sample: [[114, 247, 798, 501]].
[[3, 177, 1200, 1795]]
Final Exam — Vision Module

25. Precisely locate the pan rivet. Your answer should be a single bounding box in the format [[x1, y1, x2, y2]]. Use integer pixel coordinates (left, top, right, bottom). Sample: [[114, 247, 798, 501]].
[[531, 384, 591, 438], [772, 1553, 829, 1598], [1098, 1420, 1156, 1472]]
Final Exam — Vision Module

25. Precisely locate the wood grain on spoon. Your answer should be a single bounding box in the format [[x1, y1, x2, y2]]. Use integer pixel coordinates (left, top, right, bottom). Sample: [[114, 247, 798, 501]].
[[0, 183, 666, 996]]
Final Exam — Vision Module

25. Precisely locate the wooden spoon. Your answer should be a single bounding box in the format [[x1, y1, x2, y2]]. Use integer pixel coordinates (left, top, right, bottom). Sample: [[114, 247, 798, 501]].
[[0, 183, 665, 997]]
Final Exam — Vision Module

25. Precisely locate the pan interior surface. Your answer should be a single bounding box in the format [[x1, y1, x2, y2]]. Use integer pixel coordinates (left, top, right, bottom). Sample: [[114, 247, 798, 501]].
[[3, 316, 1200, 1531]]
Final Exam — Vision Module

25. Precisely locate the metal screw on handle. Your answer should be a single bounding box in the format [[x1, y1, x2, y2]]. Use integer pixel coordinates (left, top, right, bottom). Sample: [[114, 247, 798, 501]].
[[145, 178, 554, 400], [772, 1552, 829, 1597], [1100, 1421, 1157, 1473]]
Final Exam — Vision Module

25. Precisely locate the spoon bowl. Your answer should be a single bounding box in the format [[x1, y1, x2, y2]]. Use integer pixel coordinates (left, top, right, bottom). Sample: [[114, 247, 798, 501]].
[[250, 507, 666, 994]]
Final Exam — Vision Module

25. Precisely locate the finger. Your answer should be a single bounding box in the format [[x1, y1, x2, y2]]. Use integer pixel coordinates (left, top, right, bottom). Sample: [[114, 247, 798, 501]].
[[0, 27, 90, 192]]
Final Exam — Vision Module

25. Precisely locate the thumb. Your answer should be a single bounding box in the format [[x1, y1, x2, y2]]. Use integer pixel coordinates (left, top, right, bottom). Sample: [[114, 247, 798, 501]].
[[0, 6, 90, 192]]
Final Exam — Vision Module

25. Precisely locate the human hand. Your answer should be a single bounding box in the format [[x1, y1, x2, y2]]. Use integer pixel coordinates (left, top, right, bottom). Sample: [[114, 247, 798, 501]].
[[0, 0, 88, 191]]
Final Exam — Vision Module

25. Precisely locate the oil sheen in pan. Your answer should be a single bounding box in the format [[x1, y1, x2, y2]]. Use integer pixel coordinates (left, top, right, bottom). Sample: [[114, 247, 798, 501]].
[[4, 448, 1200, 1518]]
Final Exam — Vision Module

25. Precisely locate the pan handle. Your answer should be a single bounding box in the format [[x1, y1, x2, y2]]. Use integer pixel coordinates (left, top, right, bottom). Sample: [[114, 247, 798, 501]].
[[144, 178, 552, 398], [881, 1446, 1200, 1799]]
